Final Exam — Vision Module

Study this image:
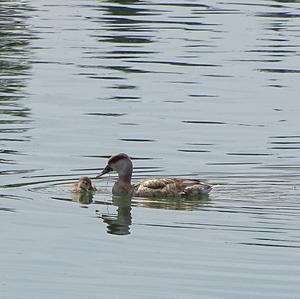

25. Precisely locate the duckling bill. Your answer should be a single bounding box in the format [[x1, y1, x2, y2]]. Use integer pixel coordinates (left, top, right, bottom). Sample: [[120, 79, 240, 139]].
[[96, 153, 212, 198]]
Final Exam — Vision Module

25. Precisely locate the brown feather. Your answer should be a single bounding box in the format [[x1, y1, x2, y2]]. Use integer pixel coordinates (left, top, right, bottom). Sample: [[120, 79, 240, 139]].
[[132, 178, 211, 198]]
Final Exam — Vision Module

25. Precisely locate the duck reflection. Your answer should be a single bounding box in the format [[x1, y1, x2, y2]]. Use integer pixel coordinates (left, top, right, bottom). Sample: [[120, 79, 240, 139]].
[[98, 195, 132, 235], [134, 193, 210, 211], [97, 193, 210, 235]]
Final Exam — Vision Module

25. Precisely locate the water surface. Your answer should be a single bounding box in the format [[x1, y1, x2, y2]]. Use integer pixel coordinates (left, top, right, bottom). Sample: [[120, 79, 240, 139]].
[[1, 1, 300, 298]]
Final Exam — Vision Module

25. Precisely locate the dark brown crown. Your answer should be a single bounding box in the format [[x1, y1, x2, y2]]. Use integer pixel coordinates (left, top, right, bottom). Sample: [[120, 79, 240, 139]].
[[108, 153, 129, 165]]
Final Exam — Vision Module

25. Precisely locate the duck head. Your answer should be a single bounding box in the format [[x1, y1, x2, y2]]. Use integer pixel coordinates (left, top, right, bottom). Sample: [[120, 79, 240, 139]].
[[96, 153, 133, 182]]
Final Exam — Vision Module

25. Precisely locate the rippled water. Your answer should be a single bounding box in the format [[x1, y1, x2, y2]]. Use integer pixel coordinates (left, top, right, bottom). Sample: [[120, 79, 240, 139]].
[[1, 0, 300, 298]]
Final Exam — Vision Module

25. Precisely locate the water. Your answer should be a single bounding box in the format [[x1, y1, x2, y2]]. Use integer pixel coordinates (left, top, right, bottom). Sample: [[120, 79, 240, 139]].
[[1, 0, 300, 298]]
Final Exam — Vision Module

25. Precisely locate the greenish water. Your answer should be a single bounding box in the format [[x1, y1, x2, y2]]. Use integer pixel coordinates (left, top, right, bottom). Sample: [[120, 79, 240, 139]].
[[1, 1, 300, 298]]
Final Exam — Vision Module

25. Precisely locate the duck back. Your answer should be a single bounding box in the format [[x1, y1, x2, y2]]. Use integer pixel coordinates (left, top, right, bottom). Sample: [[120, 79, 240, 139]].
[[132, 178, 211, 198]]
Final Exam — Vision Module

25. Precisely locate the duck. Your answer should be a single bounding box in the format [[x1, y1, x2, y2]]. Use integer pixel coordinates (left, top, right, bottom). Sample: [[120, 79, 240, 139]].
[[96, 153, 212, 198], [70, 176, 97, 193]]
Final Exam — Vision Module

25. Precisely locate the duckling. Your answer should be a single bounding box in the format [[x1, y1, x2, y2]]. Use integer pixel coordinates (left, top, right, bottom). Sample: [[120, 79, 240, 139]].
[[70, 176, 97, 193], [96, 153, 212, 198]]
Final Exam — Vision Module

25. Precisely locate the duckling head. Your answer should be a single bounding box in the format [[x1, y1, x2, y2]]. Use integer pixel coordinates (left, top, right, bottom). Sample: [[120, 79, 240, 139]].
[[77, 176, 94, 192], [96, 153, 133, 181]]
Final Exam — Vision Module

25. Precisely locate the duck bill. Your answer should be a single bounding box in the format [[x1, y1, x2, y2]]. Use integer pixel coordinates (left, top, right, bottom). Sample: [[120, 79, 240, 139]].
[[96, 165, 112, 178]]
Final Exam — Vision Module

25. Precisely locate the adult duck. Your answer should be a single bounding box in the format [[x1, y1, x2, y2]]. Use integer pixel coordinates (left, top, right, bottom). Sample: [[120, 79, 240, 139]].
[[96, 153, 212, 197]]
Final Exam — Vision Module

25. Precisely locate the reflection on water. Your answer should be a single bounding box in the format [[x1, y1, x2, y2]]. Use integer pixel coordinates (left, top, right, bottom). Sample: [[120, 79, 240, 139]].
[[133, 193, 210, 211], [71, 191, 94, 205], [0, 2, 33, 169], [0, 207, 16, 213], [95, 192, 211, 235], [97, 195, 132, 235], [1, 1, 300, 298], [1, 0, 298, 237], [0, 2, 35, 206], [34, 177, 212, 236]]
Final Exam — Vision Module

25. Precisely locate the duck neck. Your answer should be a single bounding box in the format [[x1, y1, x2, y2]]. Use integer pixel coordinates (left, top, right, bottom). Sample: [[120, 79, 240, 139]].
[[113, 163, 133, 195], [117, 171, 132, 185]]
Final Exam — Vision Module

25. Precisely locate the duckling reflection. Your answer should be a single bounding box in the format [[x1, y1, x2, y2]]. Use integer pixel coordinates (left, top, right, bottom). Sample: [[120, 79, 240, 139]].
[[70, 177, 96, 205], [71, 191, 94, 205], [98, 195, 132, 235]]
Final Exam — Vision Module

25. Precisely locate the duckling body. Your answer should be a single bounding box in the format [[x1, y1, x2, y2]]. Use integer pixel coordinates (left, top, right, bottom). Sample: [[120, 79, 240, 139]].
[[70, 176, 97, 193], [97, 153, 212, 198]]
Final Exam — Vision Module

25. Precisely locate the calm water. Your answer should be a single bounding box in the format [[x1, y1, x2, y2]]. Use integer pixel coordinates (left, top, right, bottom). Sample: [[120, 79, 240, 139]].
[[1, 0, 300, 298]]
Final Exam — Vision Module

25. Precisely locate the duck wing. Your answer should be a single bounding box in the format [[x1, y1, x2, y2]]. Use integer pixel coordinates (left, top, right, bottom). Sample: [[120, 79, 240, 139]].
[[133, 178, 211, 198], [141, 178, 175, 189], [132, 178, 177, 197]]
